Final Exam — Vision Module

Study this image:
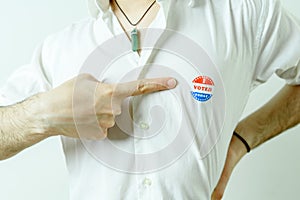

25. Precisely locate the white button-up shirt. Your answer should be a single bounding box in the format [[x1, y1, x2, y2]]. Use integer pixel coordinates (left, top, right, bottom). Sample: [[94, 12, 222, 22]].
[[1, 0, 300, 199]]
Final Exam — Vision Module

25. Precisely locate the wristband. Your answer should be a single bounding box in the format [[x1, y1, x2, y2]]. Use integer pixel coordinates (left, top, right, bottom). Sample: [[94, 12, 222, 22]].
[[233, 131, 251, 153]]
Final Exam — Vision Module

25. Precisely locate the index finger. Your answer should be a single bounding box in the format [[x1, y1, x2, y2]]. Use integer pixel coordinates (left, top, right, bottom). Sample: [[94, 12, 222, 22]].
[[114, 77, 177, 98]]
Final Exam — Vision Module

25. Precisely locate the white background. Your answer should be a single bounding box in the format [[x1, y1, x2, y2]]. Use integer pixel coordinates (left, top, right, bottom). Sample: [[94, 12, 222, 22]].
[[0, 0, 299, 200]]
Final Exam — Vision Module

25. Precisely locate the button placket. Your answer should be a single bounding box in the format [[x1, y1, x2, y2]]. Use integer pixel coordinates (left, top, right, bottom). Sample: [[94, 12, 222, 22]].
[[143, 177, 152, 187], [139, 121, 150, 130]]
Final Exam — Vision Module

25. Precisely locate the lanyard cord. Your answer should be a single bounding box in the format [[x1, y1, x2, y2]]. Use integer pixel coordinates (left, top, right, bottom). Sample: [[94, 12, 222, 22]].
[[114, 0, 156, 26]]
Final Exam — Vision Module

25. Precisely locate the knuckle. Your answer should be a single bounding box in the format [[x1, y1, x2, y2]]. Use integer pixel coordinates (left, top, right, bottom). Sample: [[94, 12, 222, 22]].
[[94, 129, 107, 140], [96, 85, 114, 102], [213, 191, 223, 200], [94, 134, 104, 140], [114, 109, 122, 116], [102, 129, 108, 138], [78, 73, 95, 81], [101, 84, 114, 96], [106, 120, 116, 128], [98, 116, 115, 128], [137, 81, 148, 94], [112, 104, 122, 116]]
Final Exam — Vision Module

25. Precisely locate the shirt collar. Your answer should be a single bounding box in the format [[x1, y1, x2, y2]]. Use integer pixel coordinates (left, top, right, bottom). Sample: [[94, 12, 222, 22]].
[[87, 0, 172, 19], [87, 0, 109, 18]]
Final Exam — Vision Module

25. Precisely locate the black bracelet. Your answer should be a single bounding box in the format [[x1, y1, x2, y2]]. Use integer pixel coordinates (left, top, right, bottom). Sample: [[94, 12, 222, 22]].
[[233, 131, 251, 153]]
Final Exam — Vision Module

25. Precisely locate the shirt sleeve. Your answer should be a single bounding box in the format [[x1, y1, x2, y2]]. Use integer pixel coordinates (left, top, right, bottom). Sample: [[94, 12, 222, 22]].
[[254, 0, 300, 86], [0, 44, 52, 106]]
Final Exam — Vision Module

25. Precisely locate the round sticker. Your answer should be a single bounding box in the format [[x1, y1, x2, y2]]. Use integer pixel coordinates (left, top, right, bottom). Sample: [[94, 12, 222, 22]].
[[191, 76, 215, 102]]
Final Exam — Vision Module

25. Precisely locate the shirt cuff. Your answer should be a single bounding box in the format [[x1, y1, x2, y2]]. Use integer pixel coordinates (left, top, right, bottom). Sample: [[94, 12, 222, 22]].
[[0, 94, 11, 106], [275, 60, 300, 85]]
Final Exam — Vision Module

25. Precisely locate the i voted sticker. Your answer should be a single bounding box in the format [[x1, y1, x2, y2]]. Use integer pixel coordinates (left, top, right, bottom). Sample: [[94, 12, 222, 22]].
[[191, 76, 214, 102]]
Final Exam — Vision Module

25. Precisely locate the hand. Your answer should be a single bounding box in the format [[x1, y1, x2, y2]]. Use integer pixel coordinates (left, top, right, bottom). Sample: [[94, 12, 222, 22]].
[[36, 74, 177, 140], [211, 133, 248, 200], [212, 85, 300, 199]]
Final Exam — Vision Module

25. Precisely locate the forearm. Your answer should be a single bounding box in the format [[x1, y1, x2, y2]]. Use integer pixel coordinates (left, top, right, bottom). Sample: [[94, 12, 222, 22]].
[[236, 84, 300, 150], [0, 76, 175, 160], [0, 94, 52, 160], [212, 85, 300, 199]]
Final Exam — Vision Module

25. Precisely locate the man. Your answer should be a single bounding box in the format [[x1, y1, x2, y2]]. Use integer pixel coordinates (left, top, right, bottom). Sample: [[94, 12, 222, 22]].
[[0, 0, 299, 200]]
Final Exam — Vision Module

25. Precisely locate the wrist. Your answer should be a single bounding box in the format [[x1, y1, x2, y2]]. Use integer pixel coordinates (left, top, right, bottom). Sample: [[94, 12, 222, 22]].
[[235, 117, 263, 149], [228, 134, 248, 162], [24, 93, 56, 137]]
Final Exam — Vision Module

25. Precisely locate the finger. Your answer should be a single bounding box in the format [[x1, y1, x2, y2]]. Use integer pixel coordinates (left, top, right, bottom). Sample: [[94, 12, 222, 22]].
[[100, 128, 108, 139], [93, 128, 108, 140], [111, 105, 122, 116], [211, 149, 237, 200], [211, 137, 246, 200], [211, 164, 232, 200], [114, 77, 177, 98], [98, 114, 115, 129]]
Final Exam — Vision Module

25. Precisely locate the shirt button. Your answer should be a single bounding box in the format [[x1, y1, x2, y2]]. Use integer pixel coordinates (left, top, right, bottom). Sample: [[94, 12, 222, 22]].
[[139, 121, 149, 130], [143, 178, 152, 186], [188, 0, 195, 7]]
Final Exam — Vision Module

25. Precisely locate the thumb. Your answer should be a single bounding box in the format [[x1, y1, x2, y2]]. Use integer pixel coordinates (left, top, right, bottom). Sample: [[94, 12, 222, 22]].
[[211, 136, 247, 200], [211, 168, 230, 200], [114, 77, 177, 98]]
